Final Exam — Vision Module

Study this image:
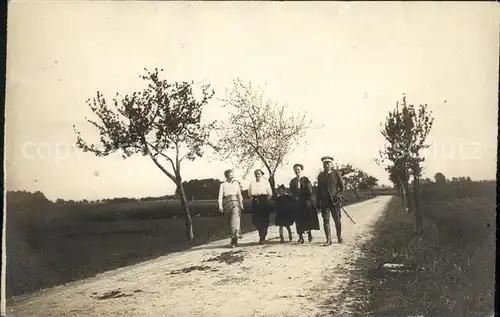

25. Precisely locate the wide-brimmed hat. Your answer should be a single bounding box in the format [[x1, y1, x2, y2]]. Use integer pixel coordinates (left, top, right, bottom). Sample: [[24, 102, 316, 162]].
[[321, 156, 334, 163], [293, 163, 304, 170]]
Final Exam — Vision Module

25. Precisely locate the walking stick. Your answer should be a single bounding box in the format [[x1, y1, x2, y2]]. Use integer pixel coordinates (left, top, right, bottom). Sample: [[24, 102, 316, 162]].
[[334, 195, 356, 225], [340, 204, 356, 224]]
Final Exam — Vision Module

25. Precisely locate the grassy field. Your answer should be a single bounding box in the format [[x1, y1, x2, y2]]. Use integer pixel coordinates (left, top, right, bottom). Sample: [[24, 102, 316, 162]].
[[6, 190, 373, 299], [325, 181, 496, 317]]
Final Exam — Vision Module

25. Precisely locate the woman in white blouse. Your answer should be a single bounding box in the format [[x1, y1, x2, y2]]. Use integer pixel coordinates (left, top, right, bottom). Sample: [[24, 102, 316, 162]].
[[218, 169, 244, 248], [248, 169, 273, 244]]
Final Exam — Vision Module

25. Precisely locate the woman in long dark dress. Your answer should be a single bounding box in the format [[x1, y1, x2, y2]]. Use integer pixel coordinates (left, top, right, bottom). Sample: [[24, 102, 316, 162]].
[[289, 163, 320, 244], [248, 169, 273, 244], [274, 185, 297, 243]]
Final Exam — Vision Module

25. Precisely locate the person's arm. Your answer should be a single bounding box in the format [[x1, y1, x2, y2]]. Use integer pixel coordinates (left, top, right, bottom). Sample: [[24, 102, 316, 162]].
[[218, 183, 224, 211], [247, 182, 253, 198], [303, 177, 317, 210], [303, 177, 314, 197], [290, 178, 300, 200], [316, 174, 322, 208]]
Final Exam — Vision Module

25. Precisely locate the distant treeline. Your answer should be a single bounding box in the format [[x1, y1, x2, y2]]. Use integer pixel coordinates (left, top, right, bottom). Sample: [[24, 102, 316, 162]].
[[54, 195, 178, 205], [6, 176, 490, 206], [6, 190, 51, 206]]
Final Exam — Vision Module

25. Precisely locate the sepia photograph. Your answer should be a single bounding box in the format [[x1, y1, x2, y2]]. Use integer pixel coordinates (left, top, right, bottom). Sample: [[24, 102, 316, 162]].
[[2, 1, 498, 316]]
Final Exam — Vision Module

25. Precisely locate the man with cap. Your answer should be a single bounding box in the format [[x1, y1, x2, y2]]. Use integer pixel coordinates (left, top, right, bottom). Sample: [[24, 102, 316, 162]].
[[316, 156, 346, 245]]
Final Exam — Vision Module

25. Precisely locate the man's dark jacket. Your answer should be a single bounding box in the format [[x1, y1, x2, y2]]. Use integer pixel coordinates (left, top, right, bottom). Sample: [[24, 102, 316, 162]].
[[316, 169, 346, 208]]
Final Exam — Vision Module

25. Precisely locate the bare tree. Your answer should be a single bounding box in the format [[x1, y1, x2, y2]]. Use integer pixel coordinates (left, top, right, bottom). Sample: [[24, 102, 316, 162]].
[[73, 68, 215, 243], [213, 78, 315, 196]]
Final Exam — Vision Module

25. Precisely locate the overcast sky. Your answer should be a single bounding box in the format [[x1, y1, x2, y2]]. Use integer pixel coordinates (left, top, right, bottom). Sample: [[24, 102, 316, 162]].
[[5, 1, 499, 201]]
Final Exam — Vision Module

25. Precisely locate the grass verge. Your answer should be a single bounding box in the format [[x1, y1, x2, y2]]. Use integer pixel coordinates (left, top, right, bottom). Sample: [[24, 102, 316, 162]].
[[323, 185, 495, 317]]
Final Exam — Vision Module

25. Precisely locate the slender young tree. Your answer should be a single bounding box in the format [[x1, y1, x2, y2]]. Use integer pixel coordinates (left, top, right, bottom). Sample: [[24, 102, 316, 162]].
[[377, 95, 433, 234], [213, 78, 315, 196], [403, 97, 434, 233], [74, 68, 215, 243]]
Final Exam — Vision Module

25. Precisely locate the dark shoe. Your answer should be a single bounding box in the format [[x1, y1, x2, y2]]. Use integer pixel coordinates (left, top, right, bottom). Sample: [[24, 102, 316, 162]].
[[280, 236, 285, 243], [323, 240, 332, 246], [288, 234, 293, 242], [308, 232, 313, 243], [338, 237, 344, 244], [298, 237, 305, 244]]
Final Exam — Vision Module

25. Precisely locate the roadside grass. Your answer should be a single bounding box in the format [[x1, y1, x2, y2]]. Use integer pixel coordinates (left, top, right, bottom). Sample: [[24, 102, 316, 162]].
[[323, 182, 496, 317], [7, 211, 257, 298]]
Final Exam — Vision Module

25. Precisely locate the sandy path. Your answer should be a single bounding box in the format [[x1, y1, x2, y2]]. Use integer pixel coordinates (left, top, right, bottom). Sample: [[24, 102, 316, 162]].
[[7, 196, 392, 317]]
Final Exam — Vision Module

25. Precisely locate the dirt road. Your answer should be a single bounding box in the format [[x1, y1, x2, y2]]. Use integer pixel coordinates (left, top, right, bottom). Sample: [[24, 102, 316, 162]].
[[7, 196, 392, 317]]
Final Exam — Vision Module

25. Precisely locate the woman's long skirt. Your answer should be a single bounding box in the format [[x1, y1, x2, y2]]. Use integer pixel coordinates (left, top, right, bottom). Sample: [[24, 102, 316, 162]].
[[252, 195, 271, 239], [274, 195, 297, 227], [222, 195, 241, 239], [295, 199, 320, 234]]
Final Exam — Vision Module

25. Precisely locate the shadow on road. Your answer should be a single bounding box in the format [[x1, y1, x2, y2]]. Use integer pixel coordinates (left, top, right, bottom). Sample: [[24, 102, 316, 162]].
[[191, 236, 335, 251]]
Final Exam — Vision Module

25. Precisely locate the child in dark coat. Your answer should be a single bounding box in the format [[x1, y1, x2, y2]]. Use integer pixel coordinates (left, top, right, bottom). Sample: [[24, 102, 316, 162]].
[[274, 185, 298, 243]]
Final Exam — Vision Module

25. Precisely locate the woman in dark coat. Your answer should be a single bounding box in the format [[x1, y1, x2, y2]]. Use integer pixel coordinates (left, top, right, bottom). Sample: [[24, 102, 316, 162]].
[[289, 163, 320, 244], [248, 169, 273, 244], [274, 185, 298, 243]]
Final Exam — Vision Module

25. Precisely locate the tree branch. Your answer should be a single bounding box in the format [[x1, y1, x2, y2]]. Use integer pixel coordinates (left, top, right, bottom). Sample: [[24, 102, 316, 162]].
[[145, 144, 177, 183]]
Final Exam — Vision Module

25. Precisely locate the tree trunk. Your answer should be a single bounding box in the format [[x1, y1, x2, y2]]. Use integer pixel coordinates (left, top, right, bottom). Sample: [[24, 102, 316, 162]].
[[268, 175, 277, 199], [414, 175, 423, 235], [399, 178, 409, 213], [352, 186, 360, 199], [176, 178, 194, 244]]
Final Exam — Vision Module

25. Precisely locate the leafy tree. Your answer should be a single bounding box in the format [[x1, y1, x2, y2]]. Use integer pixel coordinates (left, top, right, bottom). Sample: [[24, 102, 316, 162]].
[[434, 172, 446, 184], [213, 78, 315, 196], [316, 163, 377, 193], [74, 68, 215, 243], [339, 165, 378, 194], [359, 175, 379, 189], [337, 164, 364, 198], [377, 95, 434, 234]]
